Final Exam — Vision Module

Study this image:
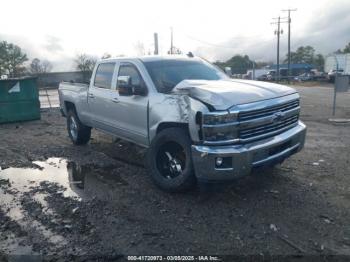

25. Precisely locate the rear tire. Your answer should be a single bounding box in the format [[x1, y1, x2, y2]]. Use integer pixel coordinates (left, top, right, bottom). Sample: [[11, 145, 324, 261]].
[[146, 127, 196, 192], [67, 109, 91, 145]]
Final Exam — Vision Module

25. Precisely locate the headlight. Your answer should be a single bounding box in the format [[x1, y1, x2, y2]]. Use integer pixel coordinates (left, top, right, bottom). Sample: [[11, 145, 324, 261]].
[[203, 112, 237, 125], [202, 112, 238, 142], [203, 128, 237, 141]]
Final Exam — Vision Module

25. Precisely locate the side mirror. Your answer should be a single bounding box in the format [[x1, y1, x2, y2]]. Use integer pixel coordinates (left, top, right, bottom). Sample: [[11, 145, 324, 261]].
[[133, 85, 148, 96], [117, 75, 147, 96], [117, 76, 133, 96]]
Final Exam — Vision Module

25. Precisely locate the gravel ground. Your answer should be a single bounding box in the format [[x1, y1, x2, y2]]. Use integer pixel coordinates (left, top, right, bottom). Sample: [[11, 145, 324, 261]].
[[0, 85, 350, 260]]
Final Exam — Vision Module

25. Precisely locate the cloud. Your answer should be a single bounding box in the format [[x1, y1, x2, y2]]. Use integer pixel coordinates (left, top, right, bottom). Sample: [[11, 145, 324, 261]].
[[0, 34, 77, 71], [43, 35, 63, 53], [292, 3, 350, 55], [195, 37, 276, 63], [1, 0, 349, 71], [195, 2, 350, 63]]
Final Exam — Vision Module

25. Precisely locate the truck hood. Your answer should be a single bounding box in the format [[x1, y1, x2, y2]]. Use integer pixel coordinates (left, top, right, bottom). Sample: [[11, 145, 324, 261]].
[[173, 79, 297, 110]]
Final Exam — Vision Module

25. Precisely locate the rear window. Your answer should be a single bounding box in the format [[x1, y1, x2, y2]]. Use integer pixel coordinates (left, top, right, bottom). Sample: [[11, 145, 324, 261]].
[[94, 63, 115, 89]]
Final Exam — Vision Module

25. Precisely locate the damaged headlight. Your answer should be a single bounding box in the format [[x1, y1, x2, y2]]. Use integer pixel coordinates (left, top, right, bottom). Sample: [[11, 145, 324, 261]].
[[203, 112, 237, 125], [201, 111, 239, 142], [203, 128, 238, 141]]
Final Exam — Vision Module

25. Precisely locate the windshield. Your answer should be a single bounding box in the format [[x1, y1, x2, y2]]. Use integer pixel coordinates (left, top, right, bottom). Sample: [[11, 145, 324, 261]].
[[143, 58, 228, 93]]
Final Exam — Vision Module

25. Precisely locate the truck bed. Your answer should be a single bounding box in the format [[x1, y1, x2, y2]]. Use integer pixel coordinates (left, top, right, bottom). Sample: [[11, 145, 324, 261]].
[[59, 82, 89, 90], [58, 82, 90, 118]]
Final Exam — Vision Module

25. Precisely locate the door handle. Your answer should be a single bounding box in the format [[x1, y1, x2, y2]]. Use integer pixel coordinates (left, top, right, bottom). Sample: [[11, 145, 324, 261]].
[[111, 97, 120, 103], [88, 93, 94, 98]]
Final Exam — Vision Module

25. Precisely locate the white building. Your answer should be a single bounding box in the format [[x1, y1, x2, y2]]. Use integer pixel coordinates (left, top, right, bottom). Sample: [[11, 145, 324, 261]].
[[325, 54, 350, 74]]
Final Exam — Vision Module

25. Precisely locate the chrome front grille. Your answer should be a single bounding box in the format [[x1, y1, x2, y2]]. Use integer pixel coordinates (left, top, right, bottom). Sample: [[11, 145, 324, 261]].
[[239, 115, 299, 140], [238, 99, 299, 121], [238, 99, 300, 142], [201, 94, 301, 146]]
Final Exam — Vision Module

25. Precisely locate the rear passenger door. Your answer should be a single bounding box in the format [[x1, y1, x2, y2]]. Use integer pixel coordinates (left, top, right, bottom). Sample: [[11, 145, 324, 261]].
[[88, 62, 117, 133]]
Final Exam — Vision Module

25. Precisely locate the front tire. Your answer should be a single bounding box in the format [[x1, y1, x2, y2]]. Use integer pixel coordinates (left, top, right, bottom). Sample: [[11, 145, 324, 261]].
[[67, 109, 91, 145], [146, 127, 196, 192]]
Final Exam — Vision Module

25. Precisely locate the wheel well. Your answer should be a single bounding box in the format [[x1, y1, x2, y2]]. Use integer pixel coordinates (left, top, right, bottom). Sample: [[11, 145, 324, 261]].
[[156, 122, 188, 134], [64, 101, 76, 113]]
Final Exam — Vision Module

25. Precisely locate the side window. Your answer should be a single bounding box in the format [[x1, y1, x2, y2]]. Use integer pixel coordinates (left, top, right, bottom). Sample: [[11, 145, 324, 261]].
[[94, 63, 115, 89], [117, 64, 143, 87]]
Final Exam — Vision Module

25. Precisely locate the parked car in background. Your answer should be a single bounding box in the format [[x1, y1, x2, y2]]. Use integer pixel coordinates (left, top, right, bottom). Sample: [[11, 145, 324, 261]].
[[294, 72, 315, 82], [310, 69, 327, 81], [59, 55, 306, 192], [246, 69, 269, 80], [266, 70, 277, 81], [327, 69, 344, 83], [257, 74, 268, 81], [242, 73, 250, 79]]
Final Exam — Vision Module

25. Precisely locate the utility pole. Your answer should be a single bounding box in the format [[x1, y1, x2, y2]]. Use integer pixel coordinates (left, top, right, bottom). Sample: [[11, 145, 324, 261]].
[[277, 16, 281, 82], [154, 33, 159, 55], [272, 16, 287, 82], [252, 61, 255, 80], [170, 27, 173, 55], [332, 56, 339, 116], [282, 8, 297, 83]]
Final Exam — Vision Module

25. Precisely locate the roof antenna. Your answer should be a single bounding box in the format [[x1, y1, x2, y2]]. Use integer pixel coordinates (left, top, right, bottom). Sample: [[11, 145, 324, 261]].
[[187, 52, 194, 58]]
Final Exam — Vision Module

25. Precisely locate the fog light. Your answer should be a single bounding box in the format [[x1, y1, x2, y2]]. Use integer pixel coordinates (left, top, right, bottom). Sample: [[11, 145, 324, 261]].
[[215, 157, 233, 169], [216, 157, 223, 166]]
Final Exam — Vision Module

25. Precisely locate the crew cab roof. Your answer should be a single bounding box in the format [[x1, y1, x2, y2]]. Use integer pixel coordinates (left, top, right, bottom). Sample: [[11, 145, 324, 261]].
[[139, 55, 197, 62], [101, 55, 197, 63]]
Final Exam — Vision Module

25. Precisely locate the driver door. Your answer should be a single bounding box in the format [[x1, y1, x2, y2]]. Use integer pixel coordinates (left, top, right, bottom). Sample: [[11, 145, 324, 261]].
[[109, 62, 149, 146]]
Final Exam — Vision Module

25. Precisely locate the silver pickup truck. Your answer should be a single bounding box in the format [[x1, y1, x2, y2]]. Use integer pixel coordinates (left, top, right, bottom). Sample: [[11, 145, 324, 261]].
[[59, 56, 306, 192]]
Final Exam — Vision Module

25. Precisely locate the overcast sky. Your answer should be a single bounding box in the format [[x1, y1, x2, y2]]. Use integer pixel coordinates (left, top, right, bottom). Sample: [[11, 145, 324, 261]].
[[1, 0, 349, 71]]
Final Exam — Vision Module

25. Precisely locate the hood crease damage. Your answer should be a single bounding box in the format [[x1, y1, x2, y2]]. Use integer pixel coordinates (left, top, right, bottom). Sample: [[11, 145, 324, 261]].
[[172, 79, 297, 110]]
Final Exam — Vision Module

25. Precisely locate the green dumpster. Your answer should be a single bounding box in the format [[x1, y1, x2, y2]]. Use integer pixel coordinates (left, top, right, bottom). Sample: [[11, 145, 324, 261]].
[[0, 77, 41, 124]]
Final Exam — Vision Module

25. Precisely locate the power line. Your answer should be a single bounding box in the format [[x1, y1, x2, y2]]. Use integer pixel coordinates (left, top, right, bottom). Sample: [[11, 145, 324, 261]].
[[184, 34, 274, 49], [154, 33, 159, 55], [185, 35, 237, 49], [271, 16, 288, 82], [170, 27, 173, 54], [282, 8, 297, 83]]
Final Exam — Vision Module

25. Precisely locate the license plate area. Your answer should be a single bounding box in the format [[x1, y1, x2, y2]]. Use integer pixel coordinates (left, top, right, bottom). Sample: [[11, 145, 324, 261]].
[[269, 140, 291, 156]]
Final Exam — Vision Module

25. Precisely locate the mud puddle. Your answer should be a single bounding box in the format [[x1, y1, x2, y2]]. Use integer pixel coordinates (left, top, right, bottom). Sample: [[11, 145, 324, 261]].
[[0, 158, 128, 256], [0, 157, 128, 202]]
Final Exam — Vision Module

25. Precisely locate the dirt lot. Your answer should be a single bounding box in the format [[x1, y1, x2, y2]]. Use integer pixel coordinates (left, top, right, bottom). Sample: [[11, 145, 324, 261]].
[[1, 85, 350, 260]]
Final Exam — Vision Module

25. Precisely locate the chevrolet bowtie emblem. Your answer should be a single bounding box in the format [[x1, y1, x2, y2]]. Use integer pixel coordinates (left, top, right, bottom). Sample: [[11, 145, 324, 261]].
[[272, 111, 285, 122]]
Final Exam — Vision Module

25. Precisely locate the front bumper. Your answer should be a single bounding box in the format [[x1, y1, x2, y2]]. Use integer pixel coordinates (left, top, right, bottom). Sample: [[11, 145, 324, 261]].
[[191, 121, 306, 182]]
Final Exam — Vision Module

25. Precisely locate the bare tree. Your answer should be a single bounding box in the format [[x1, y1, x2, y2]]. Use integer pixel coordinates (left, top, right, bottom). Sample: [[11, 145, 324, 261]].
[[30, 58, 41, 74], [101, 53, 112, 59], [29, 58, 52, 74], [75, 54, 97, 72], [168, 46, 182, 55], [41, 60, 53, 73], [134, 41, 145, 56], [75, 54, 97, 82]]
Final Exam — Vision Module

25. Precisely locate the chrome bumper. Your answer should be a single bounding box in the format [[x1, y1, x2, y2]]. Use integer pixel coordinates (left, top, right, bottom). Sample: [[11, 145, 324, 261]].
[[191, 121, 306, 182]]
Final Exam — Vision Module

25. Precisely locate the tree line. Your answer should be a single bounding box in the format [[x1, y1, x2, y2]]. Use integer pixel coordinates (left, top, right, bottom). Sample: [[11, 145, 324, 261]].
[[1, 39, 350, 78], [0, 41, 28, 77], [0, 40, 53, 77], [0, 39, 109, 78], [215, 42, 350, 74], [0, 40, 99, 78]]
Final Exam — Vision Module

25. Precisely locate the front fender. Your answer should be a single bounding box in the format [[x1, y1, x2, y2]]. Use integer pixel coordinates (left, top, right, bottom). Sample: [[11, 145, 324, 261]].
[[148, 94, 208, 144]]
